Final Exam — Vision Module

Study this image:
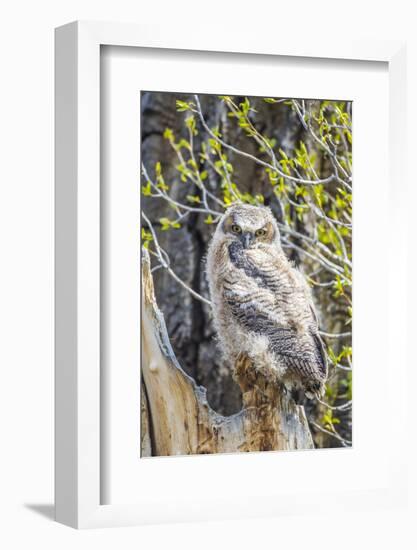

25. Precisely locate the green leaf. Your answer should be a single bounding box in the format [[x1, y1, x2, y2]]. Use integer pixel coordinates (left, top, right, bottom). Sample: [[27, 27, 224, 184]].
[[159, 217, 181, 231], [186, 194, 201, 204], [177, 138, 191, 151], [176, 100, 191, 112], [208, 138, 221, 153], [141, 182, 152, 197], [239, 97, 251, 116], [185, 115, 197, 135], [156, 181, 169, 192], [163, 127, 174, 141], [279, 148, 288, 160], [333, 276, 345, 297], [141, 228, 153, 249]]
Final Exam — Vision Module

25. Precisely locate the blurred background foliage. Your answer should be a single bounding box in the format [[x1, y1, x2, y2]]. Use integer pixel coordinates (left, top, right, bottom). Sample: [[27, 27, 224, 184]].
[[141, 91, 352, 448]]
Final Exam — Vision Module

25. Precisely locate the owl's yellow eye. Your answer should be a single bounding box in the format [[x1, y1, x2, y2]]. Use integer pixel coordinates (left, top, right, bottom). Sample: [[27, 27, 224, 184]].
[[256, 228, 267, 237], [231, 224, 242, 234]]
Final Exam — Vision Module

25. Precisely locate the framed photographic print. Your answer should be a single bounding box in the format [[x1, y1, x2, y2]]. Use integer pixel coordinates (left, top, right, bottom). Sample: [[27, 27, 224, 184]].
[[138, 90, 353, 458], [55, 21, 407, 528]]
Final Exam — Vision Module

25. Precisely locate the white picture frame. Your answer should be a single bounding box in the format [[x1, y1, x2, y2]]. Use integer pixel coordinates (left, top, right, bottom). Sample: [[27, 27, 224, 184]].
[[55, 21, 407, 529]]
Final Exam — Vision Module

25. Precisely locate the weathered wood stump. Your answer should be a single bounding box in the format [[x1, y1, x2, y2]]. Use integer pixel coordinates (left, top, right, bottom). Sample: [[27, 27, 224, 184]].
[[141, 249, 314, 456]]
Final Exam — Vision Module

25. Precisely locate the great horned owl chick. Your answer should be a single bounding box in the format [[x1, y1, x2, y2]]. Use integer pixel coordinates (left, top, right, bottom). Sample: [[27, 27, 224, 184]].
[[206, 203, 327, 400]]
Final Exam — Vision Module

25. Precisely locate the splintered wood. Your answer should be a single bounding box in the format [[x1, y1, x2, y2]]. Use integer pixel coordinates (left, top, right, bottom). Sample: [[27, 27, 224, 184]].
[[141, 249, 314, 457]]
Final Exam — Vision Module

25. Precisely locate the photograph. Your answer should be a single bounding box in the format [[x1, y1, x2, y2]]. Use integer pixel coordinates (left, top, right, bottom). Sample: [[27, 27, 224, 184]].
[[140, 91, 352, 457], [1, 2, 411, 541]]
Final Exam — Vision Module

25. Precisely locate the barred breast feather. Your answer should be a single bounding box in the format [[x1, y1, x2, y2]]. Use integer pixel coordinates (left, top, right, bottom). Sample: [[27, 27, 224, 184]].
[[222, 240, 327, 397]]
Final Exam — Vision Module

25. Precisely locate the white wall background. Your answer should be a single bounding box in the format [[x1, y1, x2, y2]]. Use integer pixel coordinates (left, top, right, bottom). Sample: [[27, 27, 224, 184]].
[[0, 1, 415, 547]]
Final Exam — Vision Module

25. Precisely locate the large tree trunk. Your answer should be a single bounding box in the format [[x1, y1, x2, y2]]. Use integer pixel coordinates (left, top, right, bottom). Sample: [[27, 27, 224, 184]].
[[141, 249, 314, 457]]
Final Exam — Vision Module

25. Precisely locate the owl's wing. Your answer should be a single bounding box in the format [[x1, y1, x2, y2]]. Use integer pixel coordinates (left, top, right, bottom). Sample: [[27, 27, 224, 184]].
[[224, 246, 327, 386], [226, 295, 326, 381]]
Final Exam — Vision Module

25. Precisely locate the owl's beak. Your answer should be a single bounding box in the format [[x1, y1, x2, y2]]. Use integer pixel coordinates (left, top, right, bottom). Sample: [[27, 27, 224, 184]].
[[241, 232, 255, 249]]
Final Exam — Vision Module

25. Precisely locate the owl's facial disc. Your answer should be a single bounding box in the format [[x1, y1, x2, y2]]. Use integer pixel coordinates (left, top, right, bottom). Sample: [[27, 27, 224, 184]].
[[220, 205, 279, 248]]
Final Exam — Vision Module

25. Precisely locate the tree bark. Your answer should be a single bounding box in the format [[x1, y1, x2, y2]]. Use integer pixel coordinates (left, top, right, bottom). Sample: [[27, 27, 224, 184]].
[[141, 248, 314, 457]]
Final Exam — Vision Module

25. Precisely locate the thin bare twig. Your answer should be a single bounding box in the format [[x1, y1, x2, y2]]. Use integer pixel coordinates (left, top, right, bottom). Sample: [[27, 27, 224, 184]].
[[141, 211, 213, 307], [310, 421, 352, 447], [194, 95, 336, 187]]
